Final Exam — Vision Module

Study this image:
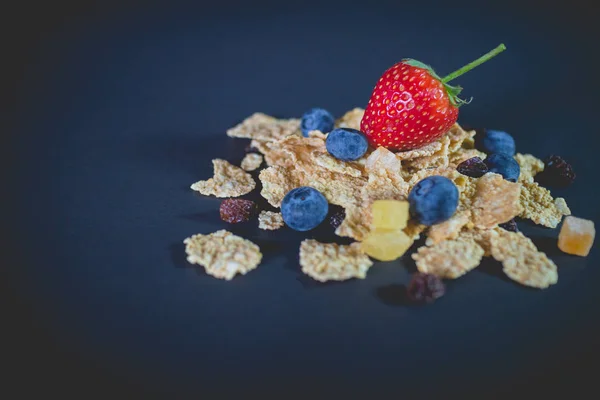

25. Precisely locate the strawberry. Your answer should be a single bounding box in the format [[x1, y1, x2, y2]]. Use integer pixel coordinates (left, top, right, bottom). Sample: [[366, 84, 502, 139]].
[[361, 44, 506, 151]]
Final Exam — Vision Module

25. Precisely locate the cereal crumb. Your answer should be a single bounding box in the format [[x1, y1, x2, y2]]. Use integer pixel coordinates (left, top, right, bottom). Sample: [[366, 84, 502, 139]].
[[490, 229, 558, 289], [258, 211, 284, 230], [240, 153, 263, 171], [519, 180, 570, 228], [191, 159, 256, 198], [299, 240, 373, 282], [335, 108, 365, 130], [471, 173, 522, 229], [426, 210, 472, 245], [412, 236, 484, 279], [184, 230, 262, 280]]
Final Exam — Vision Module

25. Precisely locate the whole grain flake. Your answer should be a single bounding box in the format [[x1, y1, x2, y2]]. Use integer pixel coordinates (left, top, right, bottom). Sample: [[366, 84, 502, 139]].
[[299, 240, 373, 282], [412, 236, 484, 279], [490, 229, 558, 289], [191, 159, 256, 198], [184, 230, 262, 280]]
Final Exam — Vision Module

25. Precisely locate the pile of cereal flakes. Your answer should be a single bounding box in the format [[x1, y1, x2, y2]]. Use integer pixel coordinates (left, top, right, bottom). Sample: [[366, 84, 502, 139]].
[[183, 108, 580, 293]]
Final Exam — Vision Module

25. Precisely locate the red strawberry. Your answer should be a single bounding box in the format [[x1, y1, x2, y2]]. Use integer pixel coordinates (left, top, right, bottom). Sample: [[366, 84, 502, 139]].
[[361, 44, 506, 151]]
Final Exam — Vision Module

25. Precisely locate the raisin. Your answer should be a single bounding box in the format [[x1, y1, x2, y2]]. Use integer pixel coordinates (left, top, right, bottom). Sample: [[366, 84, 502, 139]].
[[219, 199, 256, 223], [406, 273, 445, 303], [536, 155, 576, 187], [457, 156, 489, 178], [329, 209, 346, 230], [499, 218, 518, 232]]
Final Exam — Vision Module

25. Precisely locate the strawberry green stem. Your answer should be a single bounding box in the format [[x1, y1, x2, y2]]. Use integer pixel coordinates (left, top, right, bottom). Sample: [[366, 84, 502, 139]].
[[441, 44, 506, 83]]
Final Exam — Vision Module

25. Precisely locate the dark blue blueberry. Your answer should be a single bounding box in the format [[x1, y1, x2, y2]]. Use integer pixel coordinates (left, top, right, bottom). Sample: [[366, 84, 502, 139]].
[[476, 129, 516, 156], [300, 108, 335, 137], [281, 187, 329, 231], [325, 128, 369, 161], [408, 176, 459, 226], [484, 153, 520, 182]]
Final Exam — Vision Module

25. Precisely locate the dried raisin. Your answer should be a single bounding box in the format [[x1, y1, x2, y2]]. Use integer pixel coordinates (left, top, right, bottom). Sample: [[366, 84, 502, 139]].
[[499, 218, 518, 232], [219, 199, 256, 223], [536, 155, 576, 187], [457, 156, 488, 178], [329, 209, 346, 230], [406, 273, 445, 303]]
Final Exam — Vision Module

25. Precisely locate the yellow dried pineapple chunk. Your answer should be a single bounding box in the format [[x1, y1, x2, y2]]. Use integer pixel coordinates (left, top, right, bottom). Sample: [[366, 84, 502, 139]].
[[361, 228, 413, 261], [371, 200, 410, 230]]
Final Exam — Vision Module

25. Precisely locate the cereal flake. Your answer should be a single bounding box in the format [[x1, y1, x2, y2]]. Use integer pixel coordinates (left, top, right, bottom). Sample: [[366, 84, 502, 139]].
[[515, 153, 544, 183], [258, 211, 284, 230], [412, 236, 484, 279], [519, 180, 570, 228], [191, 159, 256, 198], [426, 210, 472, 245], [335, 108, 364, 130], [490, 229, 558, 289], [240, 153, 263, 171], [184, 230, 262, 280], [226, 113, 300, 141], [471, 173, 522, 229], [299, 240, 373, 282]]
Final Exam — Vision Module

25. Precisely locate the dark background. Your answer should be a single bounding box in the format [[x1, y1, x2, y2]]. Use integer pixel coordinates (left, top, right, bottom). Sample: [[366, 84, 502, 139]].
[[3, 0, 599, 398]]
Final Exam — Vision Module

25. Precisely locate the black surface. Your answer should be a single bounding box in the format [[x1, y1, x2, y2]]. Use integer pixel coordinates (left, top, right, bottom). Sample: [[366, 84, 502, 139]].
[[4, 0, 600, 397]]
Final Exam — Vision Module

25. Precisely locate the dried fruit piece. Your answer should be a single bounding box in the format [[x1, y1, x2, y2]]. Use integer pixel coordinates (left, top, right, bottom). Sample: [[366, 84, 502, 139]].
[[329, 209, 346, 230], [406, 273, 446, 304], [426, 210, 471, 245], [471, 173, 521, 229], [536, 155, 576, 187], [372, 200, 409, 230], [240, 153, 263, 171], [258, 211, 284, 230], [219, 199, 256, 223], [361, 229, 413, 261], [412, 237, 484, 279], [490, 229, 557, 289], [498, 218, 518, 232], [519, 180, 571, 228], [191, 159, 256, 198], [184, 230, 262, 280], [300, 240, 373, 282], [456, 156, 488, 178], [558, 216, 595, 256]]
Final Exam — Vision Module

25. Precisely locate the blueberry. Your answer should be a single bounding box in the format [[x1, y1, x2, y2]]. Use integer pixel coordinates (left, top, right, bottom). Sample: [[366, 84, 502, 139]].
[[300, 108, 335, 137], [325, 128, 369, 161], [281, 187, 329, 231], [476, 129, 516, 156], [408, 176, 459, 226], [484, 153, 520, 182]]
